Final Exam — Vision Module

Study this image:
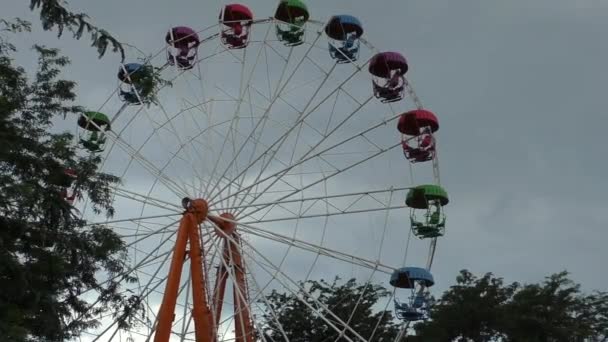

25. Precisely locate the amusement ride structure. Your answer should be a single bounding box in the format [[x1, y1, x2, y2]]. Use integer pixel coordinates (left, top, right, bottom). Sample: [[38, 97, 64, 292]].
[[69, 1, 450, 340]]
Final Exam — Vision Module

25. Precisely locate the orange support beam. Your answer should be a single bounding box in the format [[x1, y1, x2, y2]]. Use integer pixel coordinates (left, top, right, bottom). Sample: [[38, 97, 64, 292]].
[[188, 214, 215, 342], [229, 234, 255, 342], [212, 240, 229, 328], [154, 199, 214, 342], [209, 213, 255, 342], [154, 213, 191, 342], [154, 208, 255, 342]]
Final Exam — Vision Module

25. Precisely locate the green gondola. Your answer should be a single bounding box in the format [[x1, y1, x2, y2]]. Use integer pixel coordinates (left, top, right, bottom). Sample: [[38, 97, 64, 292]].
[[406, 184, 449, 239], [78, 111, 110, 153], [274, 0, 309, 46]]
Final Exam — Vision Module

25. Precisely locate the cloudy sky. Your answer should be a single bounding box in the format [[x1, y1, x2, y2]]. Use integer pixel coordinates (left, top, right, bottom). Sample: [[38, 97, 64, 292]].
[[4, 0, 608, 339]]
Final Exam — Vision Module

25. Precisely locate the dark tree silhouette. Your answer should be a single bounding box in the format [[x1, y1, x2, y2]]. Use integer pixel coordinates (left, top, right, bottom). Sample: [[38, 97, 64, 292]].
[[0, 20, 142, 341], [412, 270, 608, 341], [28, 0, 124, 60]]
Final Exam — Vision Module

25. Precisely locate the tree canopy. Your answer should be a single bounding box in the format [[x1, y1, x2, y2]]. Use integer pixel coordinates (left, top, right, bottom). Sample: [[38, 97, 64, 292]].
[[412, 270, 608, 341], [0, 19, 142, 341], [258, 271, 608, 342]]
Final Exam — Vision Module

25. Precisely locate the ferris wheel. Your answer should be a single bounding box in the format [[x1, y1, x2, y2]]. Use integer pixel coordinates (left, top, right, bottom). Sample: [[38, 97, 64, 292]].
[[68, 1, 450, 340]]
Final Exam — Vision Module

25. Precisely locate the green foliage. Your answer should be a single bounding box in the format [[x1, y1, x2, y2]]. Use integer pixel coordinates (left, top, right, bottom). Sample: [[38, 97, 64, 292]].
[[1, 18, 32, 34], [28, 0, 124, 60], [501, 271, 608, 341], [0, 20, 143, 341], [259, 278, 400, 341], [412, 270, 608, 341]]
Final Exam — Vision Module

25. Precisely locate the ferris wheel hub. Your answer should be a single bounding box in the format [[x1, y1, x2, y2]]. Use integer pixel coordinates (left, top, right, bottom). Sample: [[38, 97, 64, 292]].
[[186, 198, 209, 224]]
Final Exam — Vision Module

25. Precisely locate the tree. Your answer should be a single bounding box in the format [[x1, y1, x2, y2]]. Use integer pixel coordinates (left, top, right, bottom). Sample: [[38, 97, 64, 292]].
[[502, 272, 608, 341], [259, 278, 400, 341], [29, 0, 125, 60], [0, 20, 142, 341], [411, 270, 517, 341], [412, 270, 608, 341]]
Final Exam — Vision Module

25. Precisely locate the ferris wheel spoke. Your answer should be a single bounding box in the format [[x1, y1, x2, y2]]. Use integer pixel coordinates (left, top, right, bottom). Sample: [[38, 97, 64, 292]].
[[212, 227, 334, 341], [134, 91, 222, 196], [203, 23, 275, 199], [76, 103, 149, 222], [238, 249, 292, 341], [215, 226, 369, 342], [230, 68, 386, 210], [214, 186, 409, 213], [83, 95, 211, 221], [103, 130, 189, 196], [224, 121, 331, 219], [220, 58, 340, 212], [209, 84, 320, 203], [211, 84, 281, 212], [229, 95, 377, 216], [209, 65, 372, 209], [235, 140, 400, 220], [188, 97, 314, 213], [206, 30, 325, 201], [202, 221, 276, 341], [96, 259, 192, 342], [228, 88, 267, 211], [149, 273, 195, 338], [402, 76, 424, 110], [221, 186, 407, 233], [221, 218, 396, 275], [215, 235, 266, 342], [213, 92, 291, 210], [130, 101, 229, 191], [68, 227, 178, 337], [243, 81, 331, 153], [73, 253, 170, 336], [132, 232, 232, 342], [124, 101, 234, 204], [249, 83, 327, 140], [119, 222, 177, 240], [332, 276, 382, 342], [194, 98, 269, 208], [115, 224, 173, 239], [112, 187, 182, 211], [206, 244, 244, 341], [223, 95, 400, 216], [426, 238, 438, 270], [159, 97, 243, 197], [153, 100, 210, 194], [87, 213, 181, 227]]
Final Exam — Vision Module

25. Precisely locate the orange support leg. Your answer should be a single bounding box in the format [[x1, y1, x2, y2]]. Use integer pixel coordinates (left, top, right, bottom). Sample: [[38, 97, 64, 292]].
[[188, 214, 215, 342], [209, 213, 254, 341], [154, 199, 214, 342], [154, 213, 191, 342], [212, 240, 229, 329], [230, 234, 255, 342]]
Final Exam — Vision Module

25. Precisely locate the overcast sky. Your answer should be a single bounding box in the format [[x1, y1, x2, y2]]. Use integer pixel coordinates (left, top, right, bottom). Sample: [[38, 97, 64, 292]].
[[4, 0, 608, 338]]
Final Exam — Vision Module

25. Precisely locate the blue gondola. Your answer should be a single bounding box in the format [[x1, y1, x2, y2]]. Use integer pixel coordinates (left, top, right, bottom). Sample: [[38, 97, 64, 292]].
[[390, 267, 434, 322], [325, 15, 363, 63], [117, 63, 153, 105]]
